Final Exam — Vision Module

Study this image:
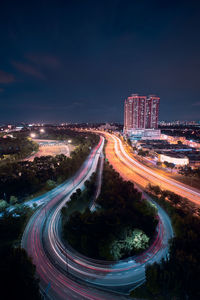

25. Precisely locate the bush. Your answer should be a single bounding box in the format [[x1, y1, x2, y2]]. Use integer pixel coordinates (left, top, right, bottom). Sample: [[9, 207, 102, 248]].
[[10, 195, 18, 205], [0, 200, 8, 212]]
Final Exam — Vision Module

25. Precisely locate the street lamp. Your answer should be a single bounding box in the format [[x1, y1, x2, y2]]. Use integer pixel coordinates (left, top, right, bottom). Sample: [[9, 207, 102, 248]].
[[30, 133, 36, 138], [68, 140, 72, 143], [40, 128, 45, 133]]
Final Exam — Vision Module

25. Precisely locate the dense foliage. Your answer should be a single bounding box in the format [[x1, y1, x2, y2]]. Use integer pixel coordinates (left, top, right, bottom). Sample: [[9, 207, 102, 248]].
[[0, 136, 38, 161], [0, 132, 99, 202], [163, 161, 175, 169], [22, 127, 94, 145], [179, 165, 200, 178], [61, 172, 97, 217], [63, 163, 158, 260], [131, 185, 200, 300], [138, 149, 149, 157], [0, 207, 41, 300]]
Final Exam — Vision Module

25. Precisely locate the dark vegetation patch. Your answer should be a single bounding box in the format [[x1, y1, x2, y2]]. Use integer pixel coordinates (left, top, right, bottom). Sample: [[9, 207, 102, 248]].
[[62, 163, 158, 260]]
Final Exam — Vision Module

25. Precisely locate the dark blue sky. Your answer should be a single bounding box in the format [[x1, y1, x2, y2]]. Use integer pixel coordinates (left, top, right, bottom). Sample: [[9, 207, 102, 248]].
[[0, 0, 200, 123]]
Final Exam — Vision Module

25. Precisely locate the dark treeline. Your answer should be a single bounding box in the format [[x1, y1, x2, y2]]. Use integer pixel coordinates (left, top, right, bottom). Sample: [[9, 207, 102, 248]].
[[61, 171, 97, 217], [0, 132, 99, 202], [0, 207, 41, 300], [178, 165, 200, 179], [161, 127, 200, 142], [0, 136, 38, 161], [21, 127, 94, 145], [137, 149, 149, 157], [63, 162, 158, 260], [147, 184, 200, 216], [131, 185, 200, 300]]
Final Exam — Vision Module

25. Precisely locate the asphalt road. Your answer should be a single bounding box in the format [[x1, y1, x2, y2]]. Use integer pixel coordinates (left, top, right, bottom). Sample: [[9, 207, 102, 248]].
[[22, 134, 173, 299], [22, 137, 127, 299], [103, 132, 200, 206]]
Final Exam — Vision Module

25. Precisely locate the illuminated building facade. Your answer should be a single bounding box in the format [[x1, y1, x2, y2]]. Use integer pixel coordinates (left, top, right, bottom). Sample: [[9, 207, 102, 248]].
[[158, 153, 189, 166], [146, 95, 160, 129], [124, 93, 160, 140], [124, 94, 147, 131]]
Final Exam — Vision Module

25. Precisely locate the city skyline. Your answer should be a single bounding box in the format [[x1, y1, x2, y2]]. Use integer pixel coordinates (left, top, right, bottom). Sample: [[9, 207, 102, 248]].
[[0, 1, 200, 123]]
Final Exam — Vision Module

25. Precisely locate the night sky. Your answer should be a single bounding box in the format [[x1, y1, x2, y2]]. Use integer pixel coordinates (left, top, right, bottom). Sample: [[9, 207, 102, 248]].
[[0, 0, 200, 123]]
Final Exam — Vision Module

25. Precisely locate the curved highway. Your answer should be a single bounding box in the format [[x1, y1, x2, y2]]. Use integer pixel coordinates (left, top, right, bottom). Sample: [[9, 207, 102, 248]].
[[103, 132, 200, 206], [22, 134, 173, 299]]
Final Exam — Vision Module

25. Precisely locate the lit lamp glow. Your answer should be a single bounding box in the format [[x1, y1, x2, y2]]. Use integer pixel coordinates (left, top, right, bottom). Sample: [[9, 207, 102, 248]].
[[30, 133, 36, 138]]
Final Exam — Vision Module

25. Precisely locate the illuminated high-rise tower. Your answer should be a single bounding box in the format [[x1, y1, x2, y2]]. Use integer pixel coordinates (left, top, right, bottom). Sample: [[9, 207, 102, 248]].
[[124, 94, 147, 131], [124, 93, 160, 135], [146, 95, 160, 129]]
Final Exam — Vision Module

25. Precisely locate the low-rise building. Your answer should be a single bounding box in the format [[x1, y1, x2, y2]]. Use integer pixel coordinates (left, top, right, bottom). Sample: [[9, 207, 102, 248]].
[[137, 139, 200, 167], [126, 129, 161, 141], [157, 152, 189, 166]]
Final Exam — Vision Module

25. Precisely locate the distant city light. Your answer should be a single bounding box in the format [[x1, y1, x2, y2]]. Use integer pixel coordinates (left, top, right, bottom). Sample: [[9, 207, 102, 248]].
[[68, 140, 72, 143], [40, 128, 45, 133]]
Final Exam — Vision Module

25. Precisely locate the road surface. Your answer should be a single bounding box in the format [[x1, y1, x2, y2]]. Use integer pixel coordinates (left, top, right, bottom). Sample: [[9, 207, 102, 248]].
[[27, 139, 72, 161], [102, 132, 200, 206], [22, 137, 126, 299], [22, 134, 173, 299]]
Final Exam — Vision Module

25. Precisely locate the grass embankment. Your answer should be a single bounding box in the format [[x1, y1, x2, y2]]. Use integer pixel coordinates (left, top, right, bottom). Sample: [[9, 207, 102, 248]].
[[170, 173, 200, 190]]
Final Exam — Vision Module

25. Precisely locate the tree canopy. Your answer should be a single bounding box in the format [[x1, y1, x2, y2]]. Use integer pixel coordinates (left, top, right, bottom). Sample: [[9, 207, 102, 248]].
[[0, 207, 41, 300], [131, 185, 200, 300], [0, 131, 99, 202], [62, 162, 158, 260]]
